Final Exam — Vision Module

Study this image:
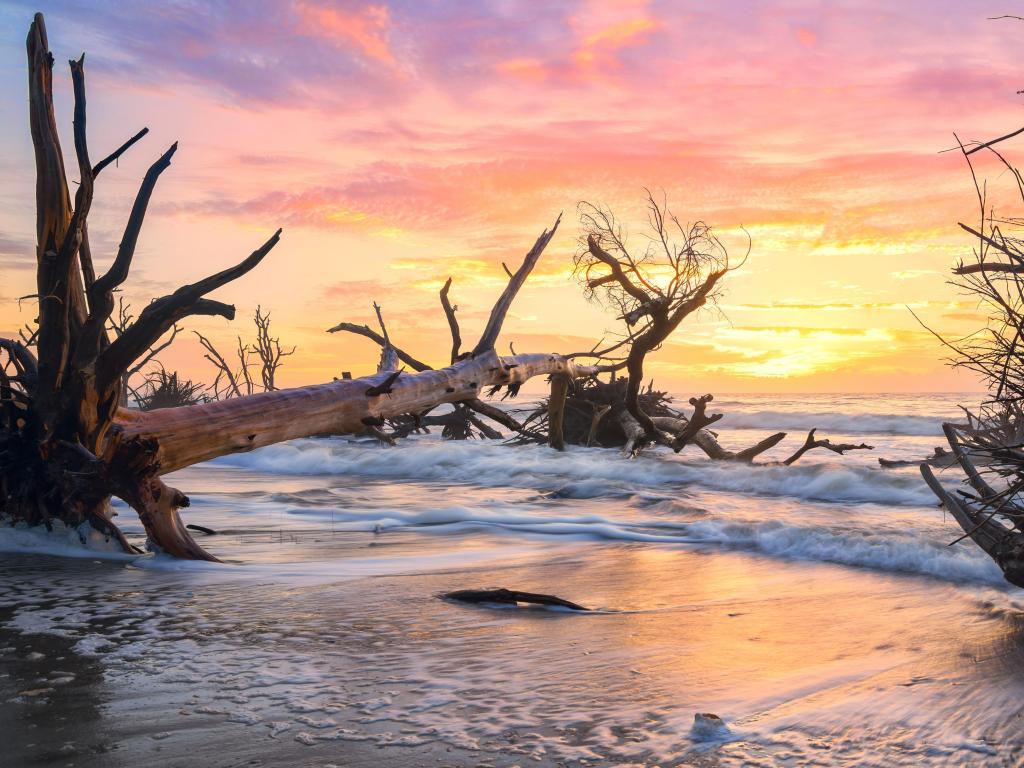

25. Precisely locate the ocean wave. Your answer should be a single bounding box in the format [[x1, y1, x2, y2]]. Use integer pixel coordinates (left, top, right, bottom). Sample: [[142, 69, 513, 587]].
[[719, 409, 948, 436], [212, 439, 937, 507], [682, 518, 1003, 585], [259, 503, 1004, 586]]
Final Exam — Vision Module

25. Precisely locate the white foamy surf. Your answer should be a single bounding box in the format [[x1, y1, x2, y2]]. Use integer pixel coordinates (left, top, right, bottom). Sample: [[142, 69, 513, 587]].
[[717, 408, 947, 435], [212, 438, 937, 507]]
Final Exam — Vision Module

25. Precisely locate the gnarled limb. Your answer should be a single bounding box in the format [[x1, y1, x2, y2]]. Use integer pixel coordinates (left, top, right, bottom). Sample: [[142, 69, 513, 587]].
[[586, 234, 653, 304], [98, 229, 282, 388], [440, 277, 462, 363], [473, 215, 561, 355], [0, 338, 39, 385], [941, 422, 999, 499], [782, 429, 873, 465], [465, 398, 528, 434], [326, 322, 430, 372], [650, 415, 785, 461], [668, 394, 724, 451], [121, 476, 217, 561], [92, 126, 148, 178], [76, 142, 175, 369], [921, 464, 1024, 588]]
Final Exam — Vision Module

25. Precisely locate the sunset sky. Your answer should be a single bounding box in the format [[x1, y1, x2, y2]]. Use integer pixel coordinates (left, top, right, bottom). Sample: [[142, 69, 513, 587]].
[[1, 1, 1021, 393]]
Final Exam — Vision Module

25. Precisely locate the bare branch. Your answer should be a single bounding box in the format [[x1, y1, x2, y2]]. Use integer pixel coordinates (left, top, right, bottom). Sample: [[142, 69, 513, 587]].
[[327, 322, 431, 372], [194, 331, 243, 399], [473, 214, 561, 355], [98, 229, 281, 383], [76, 142, 178, 367], [92, 127, 148, 178], [782, 429, 873, 465], [440, 277, 462, 364]]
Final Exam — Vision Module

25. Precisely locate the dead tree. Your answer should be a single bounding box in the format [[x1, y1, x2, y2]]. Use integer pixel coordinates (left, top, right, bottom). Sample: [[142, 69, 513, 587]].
[[517, 377, 869, 463], [0, 15, 611, 561], [918, 120, 1024, 586], [252, 305, 295, 391], [328, 271, 543, 441], [913, 14, 1024, 586], [572, 192, 747, 451], [196, 305, 295, 399]]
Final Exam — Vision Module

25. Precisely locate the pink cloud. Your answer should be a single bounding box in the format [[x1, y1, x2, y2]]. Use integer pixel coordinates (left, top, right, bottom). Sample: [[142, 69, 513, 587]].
[[498, 4, 662, 85], [795, 27, 817, 48], [294, 2, 397, 68]]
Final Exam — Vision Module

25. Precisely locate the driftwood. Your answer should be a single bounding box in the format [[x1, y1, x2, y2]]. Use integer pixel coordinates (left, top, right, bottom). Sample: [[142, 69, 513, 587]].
[[650, 416, 786, 462], [573, 195, 744, 447], [878, 447, 958, 469], [781, 429, 873, 466], [917, 34, 1024, 588], [0, 14, 618, 562], [516, 377, 867, 464], [443, 588, 590, 611], [548, 374, 571, 451]]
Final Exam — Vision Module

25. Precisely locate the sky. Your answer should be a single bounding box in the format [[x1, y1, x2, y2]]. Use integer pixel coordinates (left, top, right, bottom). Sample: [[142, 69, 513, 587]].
[[0, 0, 1021, 394]]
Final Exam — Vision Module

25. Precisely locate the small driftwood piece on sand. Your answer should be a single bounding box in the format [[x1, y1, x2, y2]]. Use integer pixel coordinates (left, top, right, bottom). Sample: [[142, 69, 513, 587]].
[[442, 588, 590, 611]]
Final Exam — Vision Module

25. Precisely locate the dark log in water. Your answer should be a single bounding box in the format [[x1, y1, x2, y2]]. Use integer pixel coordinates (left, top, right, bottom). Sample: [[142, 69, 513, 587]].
[[442, 589, 590, 611]]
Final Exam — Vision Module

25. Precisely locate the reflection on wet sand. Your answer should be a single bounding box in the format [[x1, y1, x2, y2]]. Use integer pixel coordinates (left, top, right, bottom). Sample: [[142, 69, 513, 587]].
[[2, 539, 1024, 766]]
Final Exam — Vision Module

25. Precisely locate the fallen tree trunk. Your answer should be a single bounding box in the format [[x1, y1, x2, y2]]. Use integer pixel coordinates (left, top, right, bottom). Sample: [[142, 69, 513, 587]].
[[921, 458, 1024, 588], [117, 351, 601, 474]]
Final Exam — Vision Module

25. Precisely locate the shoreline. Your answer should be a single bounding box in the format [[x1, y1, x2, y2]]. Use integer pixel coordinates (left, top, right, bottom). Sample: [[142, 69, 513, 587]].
[[3, 539, 1023, 766]]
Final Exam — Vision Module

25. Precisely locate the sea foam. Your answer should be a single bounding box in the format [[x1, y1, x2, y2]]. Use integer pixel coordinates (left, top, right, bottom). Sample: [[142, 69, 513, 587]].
[[717, 409, 947, 436], [212, 438, 937, 507]]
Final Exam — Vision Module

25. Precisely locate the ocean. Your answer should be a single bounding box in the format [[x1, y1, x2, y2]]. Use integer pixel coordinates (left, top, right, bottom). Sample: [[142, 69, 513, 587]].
[[2, 392, 1023, 766]]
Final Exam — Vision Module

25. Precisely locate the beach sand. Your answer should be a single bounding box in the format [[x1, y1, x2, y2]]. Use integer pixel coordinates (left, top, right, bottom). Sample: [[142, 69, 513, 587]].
[[2, 533, 1023, 766]]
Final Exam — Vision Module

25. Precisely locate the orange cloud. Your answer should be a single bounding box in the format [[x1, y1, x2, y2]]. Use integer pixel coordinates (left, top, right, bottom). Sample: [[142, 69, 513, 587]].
[[499, 13, 661, 83], [795, 27, 817, 48], [579, 16, 661, 54], [295, 2, 396, 67]]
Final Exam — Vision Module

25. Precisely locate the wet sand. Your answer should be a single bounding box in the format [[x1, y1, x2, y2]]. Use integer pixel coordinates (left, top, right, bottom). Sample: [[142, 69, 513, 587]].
[[3, 534, 1024, 767]]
